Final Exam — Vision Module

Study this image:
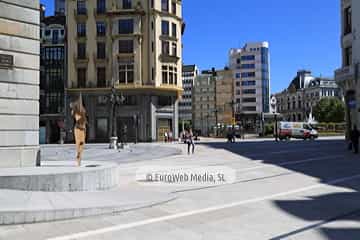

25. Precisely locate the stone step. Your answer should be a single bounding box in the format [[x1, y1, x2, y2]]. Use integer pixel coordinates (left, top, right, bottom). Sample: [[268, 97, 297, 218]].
[[0, 188, 176, 225], [0, 161, 119, 192]]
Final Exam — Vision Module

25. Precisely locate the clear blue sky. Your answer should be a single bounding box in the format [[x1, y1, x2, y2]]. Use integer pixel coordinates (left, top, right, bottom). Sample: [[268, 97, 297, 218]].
[[41, 0, 341, 93]]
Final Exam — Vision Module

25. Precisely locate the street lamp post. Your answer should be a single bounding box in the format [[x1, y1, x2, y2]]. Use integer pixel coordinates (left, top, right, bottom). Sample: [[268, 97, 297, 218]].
[[270, 95, 278, 142], [133, 114, 139, 144], [109, 86, 125, 149]]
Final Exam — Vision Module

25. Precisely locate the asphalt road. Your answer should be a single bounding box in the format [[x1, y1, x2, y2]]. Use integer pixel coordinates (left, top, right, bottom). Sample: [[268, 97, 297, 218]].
[[2, 137, 360, 240]]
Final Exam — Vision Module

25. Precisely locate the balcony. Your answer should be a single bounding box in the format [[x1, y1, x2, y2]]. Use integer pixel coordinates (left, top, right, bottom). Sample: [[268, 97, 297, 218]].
[[93, 53, 108, 65], [74, 53, 89, 65], [107, 2, 145, 17], [160, 54, 180, 63], [94, 8, 107, 18], [74, 9, 88, 21]]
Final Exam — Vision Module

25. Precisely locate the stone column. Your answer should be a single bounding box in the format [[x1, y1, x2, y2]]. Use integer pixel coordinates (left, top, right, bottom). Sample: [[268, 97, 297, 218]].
[[0, 0, 40, 167]]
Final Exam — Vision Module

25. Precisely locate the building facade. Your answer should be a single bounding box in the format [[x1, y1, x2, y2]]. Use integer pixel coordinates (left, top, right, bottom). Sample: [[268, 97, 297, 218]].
[[229, 42, 270, 132], [66, 0, 183, 142], [55, 0, 66, 15], [275, 70, 342, 122], [335, 0, 360, 137], [192, 70, 216, 136], [40, 10, 66, 144], [0, 0, 40, 167], [179, 64, 198, 127], [216, 69, 234, 126]]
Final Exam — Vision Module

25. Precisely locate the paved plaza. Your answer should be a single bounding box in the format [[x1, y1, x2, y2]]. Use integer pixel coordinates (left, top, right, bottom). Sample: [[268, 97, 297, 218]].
[[1, 137, 360, 240]]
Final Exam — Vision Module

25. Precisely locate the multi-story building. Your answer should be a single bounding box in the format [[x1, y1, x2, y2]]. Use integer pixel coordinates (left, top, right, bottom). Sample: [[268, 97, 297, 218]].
[[55, 0, 66, 15], [40, 8, 66, 144], [0, 0, 40, 167], [179, 64, 198, 128], [229, 42, 270, 132], [335, 0, 360, 137], [216, 68, 234, 125], [192, 70, 216, 136], [275, 70, 342, 122], [66, 0, 183, 142]]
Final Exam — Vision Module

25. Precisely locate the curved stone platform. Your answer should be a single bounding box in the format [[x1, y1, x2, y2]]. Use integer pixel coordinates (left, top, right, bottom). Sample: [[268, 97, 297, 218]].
[[0, 161, 119, 192], [0, 188, 176, 225]]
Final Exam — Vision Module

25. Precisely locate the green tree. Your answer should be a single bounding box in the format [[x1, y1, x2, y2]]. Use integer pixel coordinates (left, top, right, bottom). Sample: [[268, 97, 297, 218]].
[[313, 97, 345, 123]]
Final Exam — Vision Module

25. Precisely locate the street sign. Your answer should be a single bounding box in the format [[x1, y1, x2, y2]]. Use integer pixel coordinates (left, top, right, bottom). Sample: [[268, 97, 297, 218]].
[[270, 95, 277, 113]]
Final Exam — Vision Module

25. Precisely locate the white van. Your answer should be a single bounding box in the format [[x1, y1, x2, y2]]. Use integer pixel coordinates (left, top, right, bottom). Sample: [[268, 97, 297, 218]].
[[277, 122, 318, 140]]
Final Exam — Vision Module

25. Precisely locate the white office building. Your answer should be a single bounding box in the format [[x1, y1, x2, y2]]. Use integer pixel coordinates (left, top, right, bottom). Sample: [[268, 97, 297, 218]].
[[229, 42, 270, 131], [180, 65, 198, 125]]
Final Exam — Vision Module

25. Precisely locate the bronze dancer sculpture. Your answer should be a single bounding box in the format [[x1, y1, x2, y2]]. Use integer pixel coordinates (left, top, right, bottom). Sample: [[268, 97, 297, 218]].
[[70, 94, 87, 166]]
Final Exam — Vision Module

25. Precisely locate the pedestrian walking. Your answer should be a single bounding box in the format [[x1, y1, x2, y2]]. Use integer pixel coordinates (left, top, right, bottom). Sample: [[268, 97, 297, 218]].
[[164, 131, 168, 143], [169, 131, 173, 142], [351, 125, 360, 154], [186, 129, 195, 154], [240, 125, 245, 140]]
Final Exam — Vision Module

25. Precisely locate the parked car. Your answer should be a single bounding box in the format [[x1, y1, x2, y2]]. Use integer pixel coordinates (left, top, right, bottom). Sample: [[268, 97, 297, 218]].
[[277, 121, 318, 140]]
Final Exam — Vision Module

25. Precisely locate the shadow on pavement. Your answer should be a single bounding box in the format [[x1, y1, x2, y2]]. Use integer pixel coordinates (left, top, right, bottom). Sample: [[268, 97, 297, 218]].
[[202, 139, 360, 240]]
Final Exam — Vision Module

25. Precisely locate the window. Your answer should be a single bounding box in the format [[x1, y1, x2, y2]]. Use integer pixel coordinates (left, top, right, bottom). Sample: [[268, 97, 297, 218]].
[[162, 41, 170, 55], [77, 43, 86, 59], [236, 81, 240, 87], [162, 66, 168, 84], [96, 21, 106, 36], [243, 106, 256, 111], [169, 66, 174, 84], [241, 64, 255, 69], [171, 42, 177, 56], [97, 0, 106, 13], [123, 0, 132, 9], [344, 7, 352, 35], [77, 0, 86, 15], [97, 42, 106, 59], [172, 23, 177, 37], [119, 40, 133, 53], [235, 73, 241, 79], [241, 72, 255, 78], [345, 47, 352, 66], [241, 80, 256, 86], [52, 30, 59, 44], [242, 89, 256, 94], [77, 23, 86, 37], [162, 66, 177, 85], [242, 98, 256, 103], [171, 2, 176, 14], [161, 0, 169, 12], [119, 62, 134, 84], [97, 68, 106, 87], [168, 66, 177, 84], [241, 55, 255, 61], [77, 68, 87, 88], [151, 0, 154, 8], [162, 20, 169, 35], [236, 58, 240, 64], [119, 19, 134, 34]]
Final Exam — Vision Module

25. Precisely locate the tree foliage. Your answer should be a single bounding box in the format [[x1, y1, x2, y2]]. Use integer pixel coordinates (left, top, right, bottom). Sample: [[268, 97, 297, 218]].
[[313, 97, 345, 123]]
